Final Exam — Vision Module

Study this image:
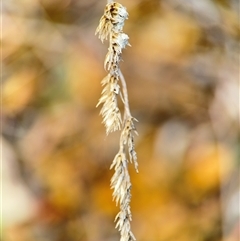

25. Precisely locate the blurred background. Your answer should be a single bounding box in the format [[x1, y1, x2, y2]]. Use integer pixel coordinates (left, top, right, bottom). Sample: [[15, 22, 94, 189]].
[[2, 0, 240, 240]]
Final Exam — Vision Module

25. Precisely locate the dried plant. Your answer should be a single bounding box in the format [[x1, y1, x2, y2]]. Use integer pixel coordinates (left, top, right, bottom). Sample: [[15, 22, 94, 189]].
[[96, 1, 138, 241]]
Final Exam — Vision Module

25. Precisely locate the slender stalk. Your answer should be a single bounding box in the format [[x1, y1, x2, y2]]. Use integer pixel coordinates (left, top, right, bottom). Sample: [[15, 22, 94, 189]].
[[119, 70, 131, 120]]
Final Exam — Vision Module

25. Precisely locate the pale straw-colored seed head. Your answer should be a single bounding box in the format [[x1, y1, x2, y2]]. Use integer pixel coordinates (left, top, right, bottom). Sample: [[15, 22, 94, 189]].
[[95, 2, 128, 42], [96, 2, 138, 241]]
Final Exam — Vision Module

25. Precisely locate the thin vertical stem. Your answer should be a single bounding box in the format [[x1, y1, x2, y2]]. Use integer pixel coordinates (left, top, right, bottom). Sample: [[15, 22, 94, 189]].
[[119, 70, 131, 120]]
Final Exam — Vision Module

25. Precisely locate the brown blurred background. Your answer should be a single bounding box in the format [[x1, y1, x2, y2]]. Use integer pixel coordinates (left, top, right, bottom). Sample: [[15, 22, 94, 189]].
[[2, 0, 240, 241]]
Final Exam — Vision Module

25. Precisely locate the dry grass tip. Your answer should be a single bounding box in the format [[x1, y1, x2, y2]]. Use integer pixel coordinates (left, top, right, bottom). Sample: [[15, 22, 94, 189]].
[[96, 2, 139, 241]]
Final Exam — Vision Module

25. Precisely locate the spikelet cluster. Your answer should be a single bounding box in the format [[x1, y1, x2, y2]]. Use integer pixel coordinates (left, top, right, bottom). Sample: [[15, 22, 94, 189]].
[[96, 2, 129, 134], [96, 2, 138, 241], [110, 117, 138, 241]]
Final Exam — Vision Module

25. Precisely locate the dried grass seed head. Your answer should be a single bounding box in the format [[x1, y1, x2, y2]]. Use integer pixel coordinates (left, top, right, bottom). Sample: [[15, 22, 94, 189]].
[[96, 2, 128, 42]]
